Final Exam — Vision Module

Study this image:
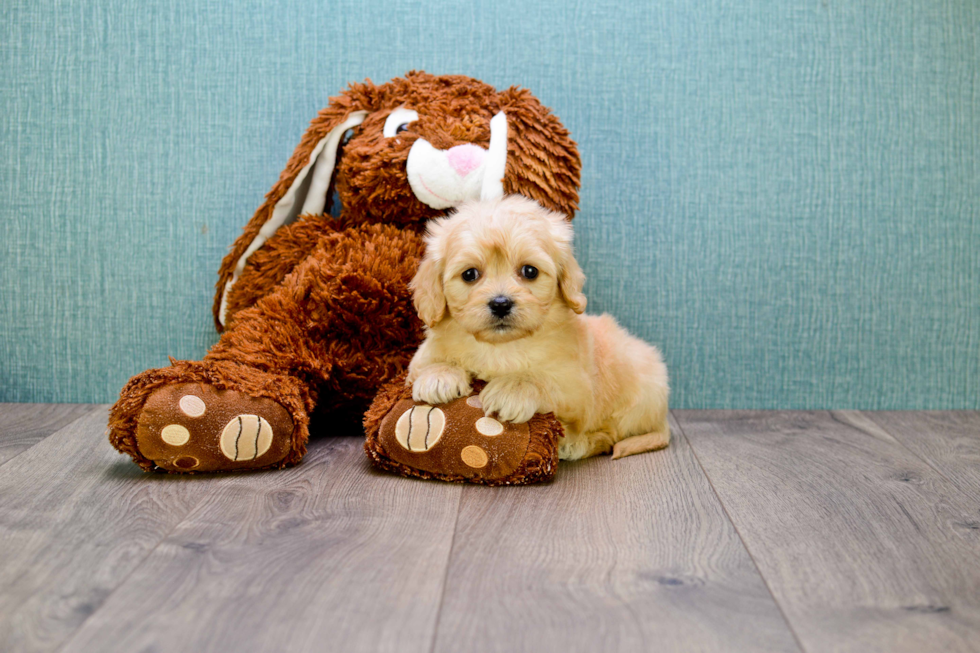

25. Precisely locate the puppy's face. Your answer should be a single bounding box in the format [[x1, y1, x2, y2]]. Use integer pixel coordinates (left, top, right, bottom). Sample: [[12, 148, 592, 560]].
[[412, 196, 586, 343], [443, 212, 558, 344]]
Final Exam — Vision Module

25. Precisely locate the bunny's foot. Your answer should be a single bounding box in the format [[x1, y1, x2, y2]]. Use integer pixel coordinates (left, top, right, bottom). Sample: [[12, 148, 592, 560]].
[[364, 375, 562, 485], [133, 383, 295, 472], [109, 360, 311, 473]]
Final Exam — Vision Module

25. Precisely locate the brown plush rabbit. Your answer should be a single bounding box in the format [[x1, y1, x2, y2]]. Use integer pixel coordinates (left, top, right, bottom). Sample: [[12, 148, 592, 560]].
[[108, 71, 580, 483]]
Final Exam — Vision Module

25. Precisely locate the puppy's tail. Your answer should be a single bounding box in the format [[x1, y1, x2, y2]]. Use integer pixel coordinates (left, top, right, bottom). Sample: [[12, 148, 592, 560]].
[[611, 427, 671, 460]]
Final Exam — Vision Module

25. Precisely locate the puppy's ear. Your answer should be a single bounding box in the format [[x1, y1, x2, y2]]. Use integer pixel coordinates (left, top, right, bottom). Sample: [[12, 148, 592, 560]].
[[537, 202, 587, 314], [411, 255, 447, 327], [558, 255, 587, 314]]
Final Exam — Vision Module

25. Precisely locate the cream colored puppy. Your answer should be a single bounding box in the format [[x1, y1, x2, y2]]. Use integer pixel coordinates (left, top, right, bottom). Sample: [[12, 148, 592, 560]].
[[407, 195, 670, 460]]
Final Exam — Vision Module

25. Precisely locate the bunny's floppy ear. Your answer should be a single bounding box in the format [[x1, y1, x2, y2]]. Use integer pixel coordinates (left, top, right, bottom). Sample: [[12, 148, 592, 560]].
[[213, 83, 380, 329], [496, 87, 581, 219]]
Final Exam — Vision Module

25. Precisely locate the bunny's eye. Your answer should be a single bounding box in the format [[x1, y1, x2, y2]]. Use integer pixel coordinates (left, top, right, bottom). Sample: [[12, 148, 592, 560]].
[[341, 128, 355, 146], [461, 268, 480, 283], [384, 108, 419, 138], [520, 265, 539, 280]]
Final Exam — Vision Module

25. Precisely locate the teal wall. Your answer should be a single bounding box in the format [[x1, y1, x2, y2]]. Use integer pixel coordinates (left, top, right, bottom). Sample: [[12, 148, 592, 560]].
[[2, 0, 978, 408]]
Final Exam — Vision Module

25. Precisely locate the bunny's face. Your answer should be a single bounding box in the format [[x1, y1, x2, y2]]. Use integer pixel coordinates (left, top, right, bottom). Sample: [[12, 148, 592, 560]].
[[332, 76, 507, 228]]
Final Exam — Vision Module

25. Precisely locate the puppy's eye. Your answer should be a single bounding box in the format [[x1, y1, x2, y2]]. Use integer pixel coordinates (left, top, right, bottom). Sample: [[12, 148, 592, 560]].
[[341, 128, 355, 146], [395, 123, 410, 134], [520, 265, 539, 280], [461, 268, 481, 283]]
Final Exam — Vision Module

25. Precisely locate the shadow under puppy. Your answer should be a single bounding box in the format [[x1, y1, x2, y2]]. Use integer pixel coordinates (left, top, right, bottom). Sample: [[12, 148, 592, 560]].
[[407, 195, 670, 460]]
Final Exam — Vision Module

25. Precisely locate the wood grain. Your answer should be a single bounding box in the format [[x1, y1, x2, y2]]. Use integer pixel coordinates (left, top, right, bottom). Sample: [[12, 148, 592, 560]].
[[431, 415, 801, 653], [854, 411, 980, 503], [60, 437, 463, 653], [0, 403, 97, 466], [0, 407, 215, 653], [5, 406, 978, 653], [675, 410, 980, 653]]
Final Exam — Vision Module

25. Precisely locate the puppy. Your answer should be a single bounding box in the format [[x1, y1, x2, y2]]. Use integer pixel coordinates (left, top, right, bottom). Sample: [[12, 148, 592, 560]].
[[407, 196, 670, 460]]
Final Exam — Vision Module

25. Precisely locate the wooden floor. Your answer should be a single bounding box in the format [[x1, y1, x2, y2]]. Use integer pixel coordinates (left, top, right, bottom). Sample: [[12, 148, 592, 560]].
[[1, 405, 979, 653]]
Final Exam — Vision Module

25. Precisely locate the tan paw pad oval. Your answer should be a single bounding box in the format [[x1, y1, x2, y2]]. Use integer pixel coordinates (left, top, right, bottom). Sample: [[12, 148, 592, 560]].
[[475, 417, 504, 436], [461, 445, 489, 468], [220, 415, 274, 461], [395, 405, 446, 452], [161, 424, 191, 446], [178, 394, 206, 417]]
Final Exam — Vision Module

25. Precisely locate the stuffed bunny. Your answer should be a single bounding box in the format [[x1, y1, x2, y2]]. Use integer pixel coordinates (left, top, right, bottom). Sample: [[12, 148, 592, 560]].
[[108, 71, 580, 482]]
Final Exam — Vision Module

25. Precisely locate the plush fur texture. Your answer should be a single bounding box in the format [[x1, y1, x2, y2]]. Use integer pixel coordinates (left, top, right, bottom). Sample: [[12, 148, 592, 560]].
[[108, 72, 581, 475], [408, 196, 671, 461]]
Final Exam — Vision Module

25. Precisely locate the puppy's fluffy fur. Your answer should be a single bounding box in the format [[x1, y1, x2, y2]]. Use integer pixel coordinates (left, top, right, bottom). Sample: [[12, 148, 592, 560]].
[[407, 196, 670, 460]]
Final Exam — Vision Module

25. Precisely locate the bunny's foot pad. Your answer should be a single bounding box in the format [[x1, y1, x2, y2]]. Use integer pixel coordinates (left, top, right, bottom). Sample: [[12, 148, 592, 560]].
[[364, 376, 561, 485], [135, 383, 295, 473]]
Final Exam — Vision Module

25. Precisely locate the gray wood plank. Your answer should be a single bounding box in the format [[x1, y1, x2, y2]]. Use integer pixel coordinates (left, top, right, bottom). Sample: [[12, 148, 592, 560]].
[[0, 403, 98, 466], [0, 406, 216, 653], [431, 414, 802, 653], [675, 410, 980, 653], [59, 437, 463, 653], [854, 411, 980, 503]]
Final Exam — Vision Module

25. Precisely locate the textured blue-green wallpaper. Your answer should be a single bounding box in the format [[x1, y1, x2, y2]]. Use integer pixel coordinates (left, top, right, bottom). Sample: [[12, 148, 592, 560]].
[[2, 0, 978, 408]]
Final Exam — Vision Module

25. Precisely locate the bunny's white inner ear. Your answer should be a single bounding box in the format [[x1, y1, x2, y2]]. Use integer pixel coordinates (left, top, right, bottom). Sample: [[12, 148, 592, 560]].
[[218, 110, 368, 327], [300, 111, 369, 216], [480, 111, 508, 201]]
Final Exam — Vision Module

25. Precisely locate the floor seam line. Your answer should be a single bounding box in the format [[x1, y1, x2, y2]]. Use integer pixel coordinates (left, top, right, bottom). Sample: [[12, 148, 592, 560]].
[[847, 411, 980, 503], [427, 484, 465, 653], [671, 409, 810, 653], [0, 404, 103, 473]]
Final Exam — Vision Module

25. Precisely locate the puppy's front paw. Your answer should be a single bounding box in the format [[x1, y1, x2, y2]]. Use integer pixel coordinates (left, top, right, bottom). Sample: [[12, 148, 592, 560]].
[[479, 376, 541, 424], [412, 365, 472, 405]]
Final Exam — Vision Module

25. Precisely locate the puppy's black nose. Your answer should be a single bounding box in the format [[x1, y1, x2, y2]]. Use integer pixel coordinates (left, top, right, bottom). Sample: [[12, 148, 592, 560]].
[[488, 296, 513, 318]]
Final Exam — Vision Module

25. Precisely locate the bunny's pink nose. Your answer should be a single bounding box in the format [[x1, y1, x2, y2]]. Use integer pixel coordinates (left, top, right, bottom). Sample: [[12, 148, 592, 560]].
[[446, 144, 486, 178]]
